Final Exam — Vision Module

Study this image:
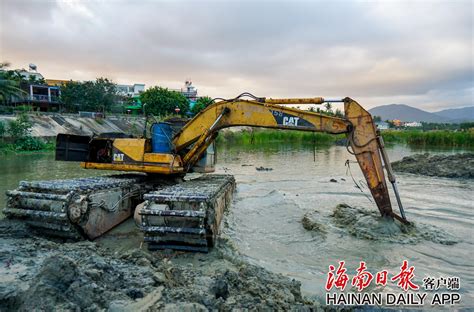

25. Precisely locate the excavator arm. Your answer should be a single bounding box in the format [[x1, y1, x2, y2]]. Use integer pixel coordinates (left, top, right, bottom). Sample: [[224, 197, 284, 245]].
[[173, 96, 408, 223]]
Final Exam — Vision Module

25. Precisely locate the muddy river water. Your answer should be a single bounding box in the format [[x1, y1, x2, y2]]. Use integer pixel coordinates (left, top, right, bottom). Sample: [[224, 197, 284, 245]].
[[1, 144, 473, 308]]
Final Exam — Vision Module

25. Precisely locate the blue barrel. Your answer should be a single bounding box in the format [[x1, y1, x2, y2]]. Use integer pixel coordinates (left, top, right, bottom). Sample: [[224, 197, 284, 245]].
[[151, 122, 173, 153]]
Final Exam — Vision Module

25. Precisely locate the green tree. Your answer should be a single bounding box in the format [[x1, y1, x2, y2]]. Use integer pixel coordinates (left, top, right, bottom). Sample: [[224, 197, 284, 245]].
[[140, 87, 189, 116], [27, 75, 46, 85], [60, 78, 117, 112], [373, 115, 382, 122], [191, 96, 213, 115], [7, 113, 32, 139], [460, 122, 474, 131], [0, 62, 26, 104]]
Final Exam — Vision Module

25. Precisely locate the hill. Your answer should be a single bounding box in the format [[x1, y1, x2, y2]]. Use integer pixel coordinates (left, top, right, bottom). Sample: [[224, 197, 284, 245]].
[[368, 104, 449, 123], [434, 106, 474, 123]]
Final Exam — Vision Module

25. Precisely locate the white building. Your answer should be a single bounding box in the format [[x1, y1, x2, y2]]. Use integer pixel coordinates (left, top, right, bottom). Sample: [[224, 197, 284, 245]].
[[180, 80, 198, 100], [404, 121, 422, 128], [375, 121, 390, 130], [116, 83, 145, 97], [16, 69, 44, 81]]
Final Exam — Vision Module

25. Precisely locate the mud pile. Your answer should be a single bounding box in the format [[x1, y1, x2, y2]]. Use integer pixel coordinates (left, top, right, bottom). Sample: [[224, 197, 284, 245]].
[[392, 153, 474, 178], [0, 219, 312, 311], [328, 204, 457, 245], [301, 210, 327, 234]]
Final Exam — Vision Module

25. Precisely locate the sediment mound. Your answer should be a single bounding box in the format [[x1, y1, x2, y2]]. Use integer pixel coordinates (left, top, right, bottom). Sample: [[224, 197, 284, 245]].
[[392, 153, 474, 179], [328, 204, 457, 245], [0, 219, 312, 311], [301, 211, 328, 234]]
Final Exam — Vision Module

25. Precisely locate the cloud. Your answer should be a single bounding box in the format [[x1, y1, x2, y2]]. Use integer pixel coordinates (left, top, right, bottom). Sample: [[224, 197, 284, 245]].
[[1, 0, 472, 111]]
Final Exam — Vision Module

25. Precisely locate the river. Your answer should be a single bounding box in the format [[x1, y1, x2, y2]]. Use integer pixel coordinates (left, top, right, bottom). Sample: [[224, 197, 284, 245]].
[[1, 144, 472, 308]]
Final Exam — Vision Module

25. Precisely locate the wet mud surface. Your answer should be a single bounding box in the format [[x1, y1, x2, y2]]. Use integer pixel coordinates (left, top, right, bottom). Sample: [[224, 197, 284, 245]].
[[392, 153, 474, 178], [329, 204, 458, 245], [0, 219, 315, 311], [302, 204, 457, 245]]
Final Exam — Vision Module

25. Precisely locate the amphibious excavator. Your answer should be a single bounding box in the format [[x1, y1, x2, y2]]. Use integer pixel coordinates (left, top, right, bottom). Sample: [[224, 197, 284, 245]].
[[4, 94, 407, 252]]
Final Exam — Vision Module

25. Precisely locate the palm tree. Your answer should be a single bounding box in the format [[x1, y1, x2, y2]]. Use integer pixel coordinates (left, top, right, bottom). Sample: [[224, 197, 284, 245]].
[[324, 102, 333, 113], [0, 62, 26, 104]]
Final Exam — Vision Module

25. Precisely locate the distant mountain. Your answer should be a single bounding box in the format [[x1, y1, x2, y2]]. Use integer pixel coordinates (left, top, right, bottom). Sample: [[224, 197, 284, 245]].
[[369, 104, 450, 123], [434, 106, 474, 123]]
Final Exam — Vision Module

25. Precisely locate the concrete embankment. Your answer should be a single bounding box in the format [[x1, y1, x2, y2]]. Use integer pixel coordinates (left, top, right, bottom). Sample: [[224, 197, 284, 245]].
[[0, 114, 145, 139]]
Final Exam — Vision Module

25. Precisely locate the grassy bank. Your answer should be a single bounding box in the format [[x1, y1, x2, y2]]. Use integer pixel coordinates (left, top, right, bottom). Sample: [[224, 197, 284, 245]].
[[217, 129, 474, 148], [217, 129, 344, 145], [0, 139, 55, 154], [1, 129, 471, 155], [381, 130, 474, 147]]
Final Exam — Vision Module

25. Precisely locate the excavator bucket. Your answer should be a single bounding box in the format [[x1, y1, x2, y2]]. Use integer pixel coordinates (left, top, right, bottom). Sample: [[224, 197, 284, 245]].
[[344, 98, 395, 219]]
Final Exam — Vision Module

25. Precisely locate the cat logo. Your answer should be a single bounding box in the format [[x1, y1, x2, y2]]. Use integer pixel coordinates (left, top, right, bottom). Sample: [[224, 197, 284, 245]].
[[269, 109, 314, 128], [113, 153, 124, 162], [282, 116, 299, 126]]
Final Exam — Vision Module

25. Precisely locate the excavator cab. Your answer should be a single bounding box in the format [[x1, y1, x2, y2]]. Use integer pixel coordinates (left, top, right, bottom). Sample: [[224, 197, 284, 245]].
[[55, 123, 215, 174]]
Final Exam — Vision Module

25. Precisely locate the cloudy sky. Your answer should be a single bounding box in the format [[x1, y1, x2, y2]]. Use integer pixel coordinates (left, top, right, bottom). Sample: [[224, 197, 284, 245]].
[[1, 0, 472, 111]]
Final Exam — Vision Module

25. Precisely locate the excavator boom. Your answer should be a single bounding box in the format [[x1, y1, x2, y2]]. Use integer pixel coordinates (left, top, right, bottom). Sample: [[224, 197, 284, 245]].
[[174, 96, 406, 222]]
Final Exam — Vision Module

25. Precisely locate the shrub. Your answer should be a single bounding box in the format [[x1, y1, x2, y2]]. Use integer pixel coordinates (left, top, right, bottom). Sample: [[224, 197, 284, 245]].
[[191, 96, 213, 115], [7, 113, 32, 139], [15, 136, 45, 151]]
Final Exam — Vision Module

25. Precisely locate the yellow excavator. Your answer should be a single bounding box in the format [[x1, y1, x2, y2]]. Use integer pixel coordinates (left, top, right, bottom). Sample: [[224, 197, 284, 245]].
[[4, 94, 407, 252]]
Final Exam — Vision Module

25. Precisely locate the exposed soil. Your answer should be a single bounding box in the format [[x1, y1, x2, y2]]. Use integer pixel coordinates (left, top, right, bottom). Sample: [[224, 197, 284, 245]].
[[0, 219, 317, 311], [328, 204, 457, 245], [391, 153, 474, 179], [300, 204, 457, 245], [301, 211, 327, 234]]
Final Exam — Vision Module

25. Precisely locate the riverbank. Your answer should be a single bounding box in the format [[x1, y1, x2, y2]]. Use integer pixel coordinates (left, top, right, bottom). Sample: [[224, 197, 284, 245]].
[[217, 129, 474, 148], [218, 129, 474, 148], [382, 130, 474, 147], [217, 129, 343, 145], [0, 140, 55, 154], [1, 114, 472, 151], [0, 114, 144, 139]]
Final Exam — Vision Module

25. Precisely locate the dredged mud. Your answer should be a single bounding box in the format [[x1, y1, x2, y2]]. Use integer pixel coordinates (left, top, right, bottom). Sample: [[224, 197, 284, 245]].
[[301, 205, 457, 245], [0, 219, 315, 311], [326, 204, 457, 245], [391, 153, 474, 179], [301, 211, 328, 235]]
